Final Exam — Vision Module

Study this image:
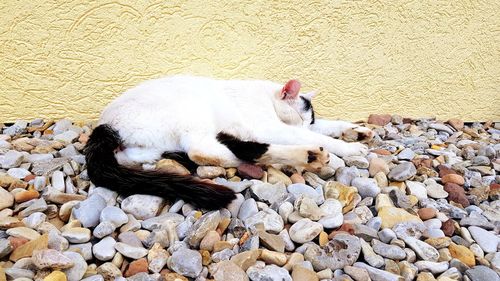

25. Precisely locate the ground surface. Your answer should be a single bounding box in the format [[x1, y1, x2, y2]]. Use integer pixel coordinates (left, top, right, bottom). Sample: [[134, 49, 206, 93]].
[[0, 115, 498, 281]]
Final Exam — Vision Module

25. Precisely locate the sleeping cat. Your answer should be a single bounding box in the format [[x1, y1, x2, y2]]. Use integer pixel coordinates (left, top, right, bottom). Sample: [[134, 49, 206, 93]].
[[84, 75, 372, 209]]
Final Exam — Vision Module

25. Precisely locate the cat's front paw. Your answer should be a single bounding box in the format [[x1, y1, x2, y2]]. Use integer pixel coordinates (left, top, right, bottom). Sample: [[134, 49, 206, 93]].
[[304, 146, 330, 172], [338, 142, 368, 157], [342, 126, 374, 142]]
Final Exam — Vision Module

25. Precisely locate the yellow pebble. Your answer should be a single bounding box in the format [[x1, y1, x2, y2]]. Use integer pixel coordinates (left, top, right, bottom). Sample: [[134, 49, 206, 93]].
[[43, 271, 67, 281], [193, 211, 202, 220]]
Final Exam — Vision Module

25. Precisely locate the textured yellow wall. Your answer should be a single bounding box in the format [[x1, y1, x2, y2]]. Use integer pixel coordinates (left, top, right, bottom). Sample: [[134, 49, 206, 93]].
[[1, 0, 499, 123]]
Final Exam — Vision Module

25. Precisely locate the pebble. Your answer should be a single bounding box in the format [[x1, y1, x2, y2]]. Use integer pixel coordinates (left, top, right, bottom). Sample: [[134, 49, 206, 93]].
[[114, 242, 148, 259], [61, 228, 91, 243], [351, 177, 380, 198], [32, 249, 73, 269], [63, 251, 87, 281], [99, 206, 128, 227], [121, 194, 164, 220], [468, 226, 499, 253], [169, 248, 202, 278], [387, 162, 417, 181], [289, 218, 323, 243], [246, 264, 292, 281], [92, 236, 116, 261], [72, 194, 106, 228]]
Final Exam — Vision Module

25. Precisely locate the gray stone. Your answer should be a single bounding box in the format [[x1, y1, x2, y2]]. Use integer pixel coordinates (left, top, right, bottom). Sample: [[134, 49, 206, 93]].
[[250, 182, 288, 205], [351, 177, 380, 198], [121, 194, 164, 220], [93, 221, 116, 239], [244, 209, 284, 234], [415, 261, 449, 274], [387, 162, 416, 181], [246, 264, 292, 281], [169, 248, 203, 278], [372, 239, 406, 260], [305, 234, 361, 271], [287, 183, 323, 204], [289, 218, 323, 243], [114, 242, 148, 259], [186, 210, 221, 247], [1, 150, 24, 168], [469, 226, 500, 253], [72, 194, 107, 228], [100, 206, 128, 227], [31, 158, 68, 176], [344, 156, 369, 169], [63, 251, 88, 281], [397, 148, 416, 160], [466, 265, 500, 281], [403, 236, 439, 262], [238, 198, 258, 220], [335, 166, 360, 186], [213, 177, 253, 193], [0, 238, 12, 258], [93, 236, 116, 261], [141, 213, 184, 231], [353, 262, 403, 281], [7, 168, 31, 179]]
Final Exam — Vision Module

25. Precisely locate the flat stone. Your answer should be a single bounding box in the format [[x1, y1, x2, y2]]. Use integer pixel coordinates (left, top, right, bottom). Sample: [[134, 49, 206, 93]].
[[246, 264, 292, 281], [196, 166, 226, 178], [72, 194, 106, 228], [63, 251, 87, 281], [186, 210, 221, 247], [169, 248, 202, 278], [9, 233, 48, 262], [114, 242, 148, 259], [0, 188, 14, 210], [468, 226, 499, 253], [61, 227, 91, 243], [304, 234, 361, 271], [250, 182, 287, 205], [372, 239, 406, 260], [387, 162, 416, 181], [353, 262, 403, 281], [244, 209, 284, 234], [92, 236, 116, 261], [351, 177, 380, 198], [378, 206, 422, 229], [403, 236, 439, 262], [289, 218, 323, 244], [465, 265, 500, 281], [32, 249, 73, 269], [121, 194, 164, 220], [99, 206, 128, 227]]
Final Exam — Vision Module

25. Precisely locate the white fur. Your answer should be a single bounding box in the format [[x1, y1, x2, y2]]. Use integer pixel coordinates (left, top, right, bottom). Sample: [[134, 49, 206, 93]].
[[99, 75, 369, 168]]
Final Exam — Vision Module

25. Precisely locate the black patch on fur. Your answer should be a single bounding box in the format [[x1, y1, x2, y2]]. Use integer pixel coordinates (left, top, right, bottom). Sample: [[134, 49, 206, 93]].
[[301, 96, 312, 111], [216, 132, 269, 163], [84, 124, 235, 210], [307, 150, 317, 163], [161, 151, 198, 172], [300, 96, 315, 124]]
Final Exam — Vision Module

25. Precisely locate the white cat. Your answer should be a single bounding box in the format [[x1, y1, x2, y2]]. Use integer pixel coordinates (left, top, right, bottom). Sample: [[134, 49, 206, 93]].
[[84, 75, 372, 209]]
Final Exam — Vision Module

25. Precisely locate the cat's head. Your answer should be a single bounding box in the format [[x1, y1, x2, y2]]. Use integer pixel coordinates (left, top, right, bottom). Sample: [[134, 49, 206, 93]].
[[276, 79, 316, 127]]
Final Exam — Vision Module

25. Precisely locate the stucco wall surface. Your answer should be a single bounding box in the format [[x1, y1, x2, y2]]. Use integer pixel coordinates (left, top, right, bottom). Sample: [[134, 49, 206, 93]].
[[0, 0, 499, 122]]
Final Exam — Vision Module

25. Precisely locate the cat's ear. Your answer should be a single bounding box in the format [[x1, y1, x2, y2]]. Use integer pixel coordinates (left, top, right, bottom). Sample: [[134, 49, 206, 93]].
[[280, 79, 301, 100], [302, 91, 317, 101]]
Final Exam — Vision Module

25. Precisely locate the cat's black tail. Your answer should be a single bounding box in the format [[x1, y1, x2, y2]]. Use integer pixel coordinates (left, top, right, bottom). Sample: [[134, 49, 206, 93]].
[[84, 124, 236, 210]]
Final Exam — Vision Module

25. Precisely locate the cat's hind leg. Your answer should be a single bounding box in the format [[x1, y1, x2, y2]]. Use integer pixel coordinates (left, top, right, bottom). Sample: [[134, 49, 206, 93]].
[[181, 135, 242, 168]]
